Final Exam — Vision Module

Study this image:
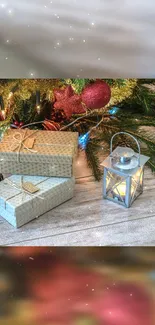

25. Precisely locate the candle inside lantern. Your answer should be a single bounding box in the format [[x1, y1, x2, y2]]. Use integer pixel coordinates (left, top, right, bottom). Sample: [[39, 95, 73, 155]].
[[113, 182, 134, 200]]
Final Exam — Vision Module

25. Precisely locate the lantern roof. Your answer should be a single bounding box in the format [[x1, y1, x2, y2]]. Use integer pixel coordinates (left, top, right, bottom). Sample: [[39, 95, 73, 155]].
[[101, 146, 150, 177]]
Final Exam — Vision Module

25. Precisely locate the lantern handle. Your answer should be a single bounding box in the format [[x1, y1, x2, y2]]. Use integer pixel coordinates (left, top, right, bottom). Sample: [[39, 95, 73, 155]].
[[110, 132, 141, 167]]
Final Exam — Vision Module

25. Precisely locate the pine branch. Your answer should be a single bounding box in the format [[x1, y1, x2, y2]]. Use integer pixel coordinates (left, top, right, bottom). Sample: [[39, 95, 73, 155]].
[[70, 79, 91, 94], [85, 141, 102, 181], [118, 83, 155, 115], [104, 79, 126, 87]]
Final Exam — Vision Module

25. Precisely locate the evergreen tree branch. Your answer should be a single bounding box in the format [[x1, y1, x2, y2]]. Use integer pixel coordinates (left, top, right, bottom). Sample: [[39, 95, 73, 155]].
[[85, 141, 102, 181]]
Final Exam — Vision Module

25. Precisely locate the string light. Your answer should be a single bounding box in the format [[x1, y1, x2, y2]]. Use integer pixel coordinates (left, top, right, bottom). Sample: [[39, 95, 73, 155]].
[[36, 105, 41, 114], [8, 92, 13, 99], [78, 117, 104, 150], [1, 110, 6, 119]]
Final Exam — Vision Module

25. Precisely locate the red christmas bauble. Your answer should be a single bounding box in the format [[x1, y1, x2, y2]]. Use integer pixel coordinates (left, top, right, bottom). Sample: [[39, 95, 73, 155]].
[[81, 80, 111, 110], [91, 282, 153, 325], [14, 120, 19, 126], [19, 121, 24, 128]]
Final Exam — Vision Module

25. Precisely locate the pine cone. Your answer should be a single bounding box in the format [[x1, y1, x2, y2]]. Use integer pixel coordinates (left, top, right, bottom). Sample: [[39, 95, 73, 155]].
[[43, 119, 60, 131], [51, 109, 67, 122]]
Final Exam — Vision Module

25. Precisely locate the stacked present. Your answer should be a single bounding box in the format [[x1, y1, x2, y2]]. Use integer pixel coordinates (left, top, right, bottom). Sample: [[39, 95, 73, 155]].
[[0, 129, 78, 228]]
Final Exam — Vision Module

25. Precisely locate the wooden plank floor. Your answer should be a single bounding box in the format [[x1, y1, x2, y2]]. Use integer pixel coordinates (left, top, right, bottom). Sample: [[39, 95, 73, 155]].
[[0, 165, 155, 246]]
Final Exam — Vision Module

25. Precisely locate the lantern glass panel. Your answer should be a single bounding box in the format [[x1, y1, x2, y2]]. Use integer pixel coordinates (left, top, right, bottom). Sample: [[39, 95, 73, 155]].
[[106, 170, 128, 204], [130, 167, 144, 204]]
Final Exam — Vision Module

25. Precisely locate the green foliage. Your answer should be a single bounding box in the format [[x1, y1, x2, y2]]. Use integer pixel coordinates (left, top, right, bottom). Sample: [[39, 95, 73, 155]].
[[13, 93, 37, 124], [119, 82, 155, 115], [13, 93, 54, 127], [70, 79, 91, 94], [85, 141, 103, 181], [69, 79, 127, 94], [104, 79, 126, 87]]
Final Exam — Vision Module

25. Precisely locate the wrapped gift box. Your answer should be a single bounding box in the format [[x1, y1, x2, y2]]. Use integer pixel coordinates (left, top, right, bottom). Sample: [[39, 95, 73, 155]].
[[0, 175, 75, 228], [0, 129, 78, 177]]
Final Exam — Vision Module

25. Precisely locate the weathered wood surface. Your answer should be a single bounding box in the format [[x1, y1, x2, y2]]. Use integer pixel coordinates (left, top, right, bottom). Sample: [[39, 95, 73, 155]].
[[0, 167, 155, 246]]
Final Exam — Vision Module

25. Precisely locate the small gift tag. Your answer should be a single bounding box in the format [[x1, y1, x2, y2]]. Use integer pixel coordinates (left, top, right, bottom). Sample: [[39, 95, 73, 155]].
[[22, 182, 40, 194], [24, 137, 35, 149]]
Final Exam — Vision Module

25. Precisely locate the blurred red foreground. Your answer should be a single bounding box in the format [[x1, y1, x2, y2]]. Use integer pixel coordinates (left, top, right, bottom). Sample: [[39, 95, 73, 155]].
[[5, 247, 155, 325]]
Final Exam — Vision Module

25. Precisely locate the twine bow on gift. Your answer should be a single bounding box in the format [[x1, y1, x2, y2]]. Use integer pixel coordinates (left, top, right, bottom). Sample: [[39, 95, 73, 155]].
[[10, 129, 38, 162]]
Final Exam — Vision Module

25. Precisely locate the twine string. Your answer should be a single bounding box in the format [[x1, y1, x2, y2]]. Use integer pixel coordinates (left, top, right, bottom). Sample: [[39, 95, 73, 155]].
[[4, 177, 45, 209], [10, 129, 38, 162]]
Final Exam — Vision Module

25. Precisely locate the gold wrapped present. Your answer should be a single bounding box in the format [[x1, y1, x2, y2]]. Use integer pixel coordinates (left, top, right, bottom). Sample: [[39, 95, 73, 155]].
[[0, 129, 78, 177]]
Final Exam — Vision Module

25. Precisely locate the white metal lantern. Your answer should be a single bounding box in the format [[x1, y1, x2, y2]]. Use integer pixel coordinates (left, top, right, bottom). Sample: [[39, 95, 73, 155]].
[[101, 132, 150, 208]]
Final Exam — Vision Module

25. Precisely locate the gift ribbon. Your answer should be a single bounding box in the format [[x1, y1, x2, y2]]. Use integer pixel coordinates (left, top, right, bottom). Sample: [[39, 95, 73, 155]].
[[3, 176, 46, 209], [10, 129, 38, 162]]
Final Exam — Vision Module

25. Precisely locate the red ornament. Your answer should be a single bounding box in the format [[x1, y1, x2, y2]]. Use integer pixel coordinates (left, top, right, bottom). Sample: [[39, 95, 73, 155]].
[[71, 95, 87, 115], [91, 283, 153, 325], [54, 85, 74, 102], [19, 121, 24, 128], [14, 120, 19, 127], [43, 119, 60, 131], [54, 85, 86, 118], [81, 80, 111, 110]]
